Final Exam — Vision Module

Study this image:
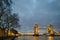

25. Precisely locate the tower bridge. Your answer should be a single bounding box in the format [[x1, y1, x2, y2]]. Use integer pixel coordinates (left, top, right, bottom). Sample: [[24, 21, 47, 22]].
[[20, 24, 59, 36], [11, 24, 60, 36], [34, 24, 54, 36]]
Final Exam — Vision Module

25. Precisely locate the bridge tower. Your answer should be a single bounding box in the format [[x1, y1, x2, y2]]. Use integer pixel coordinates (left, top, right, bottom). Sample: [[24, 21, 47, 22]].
[[34, 24, 39, 35], [48, 25, 54, 35]]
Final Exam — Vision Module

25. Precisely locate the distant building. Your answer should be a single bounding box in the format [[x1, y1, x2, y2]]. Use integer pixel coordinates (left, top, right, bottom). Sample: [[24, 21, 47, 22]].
[[0, 26, 19, 37], [0, 27, 3, 37], [5, 28, 19, 36]]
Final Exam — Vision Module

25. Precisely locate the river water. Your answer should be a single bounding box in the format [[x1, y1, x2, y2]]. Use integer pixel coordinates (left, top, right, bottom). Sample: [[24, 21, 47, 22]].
[[14, 36, 60, 40]]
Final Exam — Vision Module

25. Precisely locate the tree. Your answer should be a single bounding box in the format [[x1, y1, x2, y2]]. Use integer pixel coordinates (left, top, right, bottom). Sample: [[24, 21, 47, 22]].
[[4, 13, 20, 29], [0, 1, 20, 39], [0, 0, 20, 30]]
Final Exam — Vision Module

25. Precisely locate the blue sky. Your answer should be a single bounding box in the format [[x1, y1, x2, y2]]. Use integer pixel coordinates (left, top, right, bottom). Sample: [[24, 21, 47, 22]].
[[12, 0, 60, 32]]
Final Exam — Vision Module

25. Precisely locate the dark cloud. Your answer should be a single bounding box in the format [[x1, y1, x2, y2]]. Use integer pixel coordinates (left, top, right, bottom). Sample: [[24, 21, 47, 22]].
[[12, 0, 60, 32]]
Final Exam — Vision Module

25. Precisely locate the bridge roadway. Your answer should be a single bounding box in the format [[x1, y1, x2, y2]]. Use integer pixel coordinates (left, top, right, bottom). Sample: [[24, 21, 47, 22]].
[[15, 33, 60, 37]]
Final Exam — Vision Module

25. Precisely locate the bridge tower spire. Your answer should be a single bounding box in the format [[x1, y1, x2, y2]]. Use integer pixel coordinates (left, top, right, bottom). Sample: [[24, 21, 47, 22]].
[[48, 24, 54, 35], [34, 24, 39, 35]]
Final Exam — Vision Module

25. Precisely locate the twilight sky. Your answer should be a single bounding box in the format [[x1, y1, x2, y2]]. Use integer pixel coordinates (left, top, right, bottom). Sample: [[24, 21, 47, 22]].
[[12, 0, 60, 32]]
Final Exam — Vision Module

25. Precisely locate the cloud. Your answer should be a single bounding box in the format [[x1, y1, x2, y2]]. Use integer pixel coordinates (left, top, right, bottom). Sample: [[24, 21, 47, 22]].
[[12, 0, 60, 31]]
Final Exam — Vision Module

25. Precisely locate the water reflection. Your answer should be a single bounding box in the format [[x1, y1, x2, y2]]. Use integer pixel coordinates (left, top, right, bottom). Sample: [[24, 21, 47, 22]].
[[14, 36, 60, 40], [34, 36, 39, 40], [33, 36, 54, 40], [47, 36, 54, 40]]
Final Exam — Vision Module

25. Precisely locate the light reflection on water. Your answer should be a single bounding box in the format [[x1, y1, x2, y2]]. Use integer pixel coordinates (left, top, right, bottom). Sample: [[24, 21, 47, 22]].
[[34, 36, 39, 40], [15, 36, 60, 40], [47, 36, 53, 40]]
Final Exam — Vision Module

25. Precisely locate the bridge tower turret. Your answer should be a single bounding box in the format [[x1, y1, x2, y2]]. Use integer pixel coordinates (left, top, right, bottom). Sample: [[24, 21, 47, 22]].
[[34, 24, 39, 35], [48, 25, 54, 35]]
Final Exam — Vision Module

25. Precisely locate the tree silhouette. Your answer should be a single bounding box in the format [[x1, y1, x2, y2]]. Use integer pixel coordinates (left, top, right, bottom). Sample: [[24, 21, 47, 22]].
[[0, 0, 20, 29], [0, 0, 20, 40]]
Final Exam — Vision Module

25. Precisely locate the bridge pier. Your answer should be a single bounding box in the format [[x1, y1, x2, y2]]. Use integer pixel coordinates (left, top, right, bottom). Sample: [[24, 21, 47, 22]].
[[48, 25, 54, 35], [34, 24, 39, 36]]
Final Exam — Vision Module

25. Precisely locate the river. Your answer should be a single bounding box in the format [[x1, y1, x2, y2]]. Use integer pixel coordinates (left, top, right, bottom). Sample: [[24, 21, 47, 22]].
[[14, 36, 60, 40]]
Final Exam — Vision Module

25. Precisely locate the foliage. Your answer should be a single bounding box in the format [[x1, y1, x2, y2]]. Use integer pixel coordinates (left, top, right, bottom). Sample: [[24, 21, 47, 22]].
[[0, 0, 20, 29]]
